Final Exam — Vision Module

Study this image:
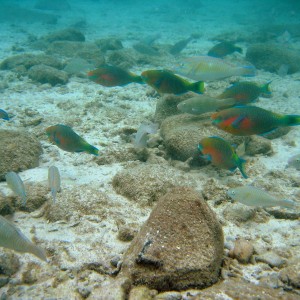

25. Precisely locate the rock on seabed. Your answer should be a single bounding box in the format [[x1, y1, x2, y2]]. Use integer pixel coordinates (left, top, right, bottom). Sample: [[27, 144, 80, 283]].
[[121, 187, 224, 291]]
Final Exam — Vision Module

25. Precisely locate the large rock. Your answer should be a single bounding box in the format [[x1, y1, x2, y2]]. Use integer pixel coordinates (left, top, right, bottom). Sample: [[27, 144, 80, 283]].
[[28, 64, 69, 86], [42, 28, 85, 43], [246, 44, 300, 74], [121, 187, 224, 291], [0, 130, 42, 181], [112, 164, 195, 205]]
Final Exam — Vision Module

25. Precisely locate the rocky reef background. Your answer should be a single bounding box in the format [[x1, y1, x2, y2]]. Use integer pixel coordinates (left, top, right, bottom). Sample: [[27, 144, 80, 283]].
[[0, 0, 300, 299]]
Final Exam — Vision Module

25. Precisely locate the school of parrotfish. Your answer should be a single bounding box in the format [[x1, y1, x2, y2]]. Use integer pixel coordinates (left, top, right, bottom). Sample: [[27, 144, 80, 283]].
[[0, 40, 299, 261]]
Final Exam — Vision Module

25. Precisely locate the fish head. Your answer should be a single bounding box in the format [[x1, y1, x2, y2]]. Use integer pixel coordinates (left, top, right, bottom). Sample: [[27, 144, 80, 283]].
[[227, 188, 238, 199]]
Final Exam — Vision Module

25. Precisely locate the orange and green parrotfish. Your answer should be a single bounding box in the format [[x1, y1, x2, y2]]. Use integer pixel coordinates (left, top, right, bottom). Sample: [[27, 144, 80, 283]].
[[207, 41, 242, 58], [87, 65, 143, 87], [46, 124, 99, 155], [198, 136, 248, 178], [211, 106, 300, 136], [217, 81, 272, 104], [141, 69, 205, 95]]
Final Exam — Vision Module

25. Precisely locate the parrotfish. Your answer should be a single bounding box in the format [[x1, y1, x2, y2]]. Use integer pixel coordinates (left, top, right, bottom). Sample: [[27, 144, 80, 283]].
[[227, 186, 296, 209], [48, 166, 61, 203], [0, 109, 9, 120], [46, 124, 99, 155], [211, 106, 300, 136], [141, 70, 205, 95], [217, 81, 272, 104], [5, 172, 27, 205], [174, 56, 256, 81], [198, 136, 248, 178], [87, 65, 143, 87], [287, 154, 300, 170], [177, 95, 236, 115], [208, 41, 243, 58], [0, 215, 47, 261]]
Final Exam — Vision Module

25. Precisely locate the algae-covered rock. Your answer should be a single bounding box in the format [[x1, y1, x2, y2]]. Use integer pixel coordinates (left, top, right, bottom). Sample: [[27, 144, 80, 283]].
[[0, 251, 20, 276], [154, 94, 190, 124], [160, 114, 243, 162], [112, 164, 194, 205], [121, 187, 224, 291], [0, 130, 42, 181], [42, 28, 85, 43], [0, 54, 64, 74], [95, 38, 123, 52], [28, 64, 69, 86], [245, 135, 273, 156], [246, 44, 300, 74], [0, 194, 14, 216], [106, 49, 137, 69], [279, 261, 300, 288]]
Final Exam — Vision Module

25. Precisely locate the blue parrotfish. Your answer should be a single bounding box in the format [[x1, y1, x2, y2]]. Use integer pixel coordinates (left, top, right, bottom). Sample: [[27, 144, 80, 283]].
[[211, 106, 300, 136], [198, 136, 248, 178], [46, 124, 99, 155], [0, 109, 9, 120]]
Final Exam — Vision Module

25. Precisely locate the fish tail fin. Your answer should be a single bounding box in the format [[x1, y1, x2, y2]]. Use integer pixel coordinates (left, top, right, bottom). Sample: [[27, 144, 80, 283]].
[[131, 75, 144, 84], [29, 244, 47, 262], [283, 115, 300, 126], [238, 158, 248, 179], [261, 81, 272, 95], [51, 188, 56, 203], [86, 144, 99, 156], [239, 65, 256, 77], [189, 81, 205, 94]]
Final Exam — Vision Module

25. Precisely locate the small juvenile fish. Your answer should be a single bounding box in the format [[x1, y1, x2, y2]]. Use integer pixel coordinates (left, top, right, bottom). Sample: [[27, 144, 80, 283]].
[[141, 70, 205, 95], [217, 81, 272, 104], [48, 166, 61, 203], [87, 65, 143, 87], [211, 106, 300, 136], [177, 95, 236, 115], [227, 186, 296, 209], [5, 172, 27, 205], [46, 124, 99, 155], [174, 56, 256, 81], [0, 215, 47, 261], [198, 136, 248, 178], [0, 109, 9, 120], [287, 154, 300, 170], [208, 41, 243, 58]]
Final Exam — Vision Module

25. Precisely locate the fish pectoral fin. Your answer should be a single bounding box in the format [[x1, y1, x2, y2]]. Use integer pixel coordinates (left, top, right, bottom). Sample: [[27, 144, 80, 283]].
[[53, 133, 61, 145], [232, 115, 246, 128], [200, 154, 212, 161]]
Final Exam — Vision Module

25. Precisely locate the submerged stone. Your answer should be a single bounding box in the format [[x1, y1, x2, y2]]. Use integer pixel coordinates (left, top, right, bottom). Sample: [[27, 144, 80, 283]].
[[121, 187, 224, 291]]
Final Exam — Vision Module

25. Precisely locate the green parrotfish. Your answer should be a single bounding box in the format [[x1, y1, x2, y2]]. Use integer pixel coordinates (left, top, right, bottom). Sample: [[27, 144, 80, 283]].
[[208, 41, 243, 58], [174, 56, 255, 81], [141, 69, 205, 95], [87, 65, 143, 87], [46, 124, 99, 155], [217, 81, 272, 104], [211, 106, 300, 136], [198, 136, 248, 178]]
